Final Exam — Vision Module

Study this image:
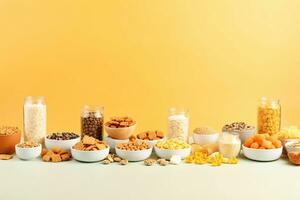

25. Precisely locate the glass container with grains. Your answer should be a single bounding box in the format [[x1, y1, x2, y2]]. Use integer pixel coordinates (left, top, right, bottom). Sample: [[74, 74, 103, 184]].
[[23, 96, 47, 144], [257, 97, 281, 135], [167, 108, 189, 142], [81, 105, 104, 140]]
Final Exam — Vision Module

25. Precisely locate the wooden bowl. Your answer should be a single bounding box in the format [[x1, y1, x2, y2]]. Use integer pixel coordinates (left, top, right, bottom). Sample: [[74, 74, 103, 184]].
[[104, 124, 136, 140], [0, 132, 21, 154]]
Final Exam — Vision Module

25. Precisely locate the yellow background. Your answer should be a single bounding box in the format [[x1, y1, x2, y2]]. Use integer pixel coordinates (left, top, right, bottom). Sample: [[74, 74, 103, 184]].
[[1, 0, 300, 135]]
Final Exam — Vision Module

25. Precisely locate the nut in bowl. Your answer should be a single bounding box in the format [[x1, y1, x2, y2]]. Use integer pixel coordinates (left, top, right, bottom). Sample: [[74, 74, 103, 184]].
[[104, 136, 129, 153], [104, 116, 136, 140], [285, 141, 300, 153], [71, 136, 109, 162], [15, 141, 42, 160], [45, 132, 80, 151], [192, 126, 219, 145], [222, 122, 256, 143], [115, 138, 152, 162], [136, 130, 165, 147], [154, 138, 191, 160], [0, 126, 21, 154], [242, 134, 283, 161]]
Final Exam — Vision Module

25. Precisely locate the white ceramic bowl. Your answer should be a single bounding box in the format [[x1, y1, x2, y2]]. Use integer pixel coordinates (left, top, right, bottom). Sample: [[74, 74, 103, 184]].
[[236, 129, 256, 143], [45, 137, 80, 151], [154, 146, 191, 160], [15, 144, 42, 160], [115, 147, 153, 162], [285, 141, 300, 153], [242, 145, 283, 161], [104, 137, 129, 153], [71, 147, 109, 162], [136, 138, 165, 147], [192, 133, 219, 145]]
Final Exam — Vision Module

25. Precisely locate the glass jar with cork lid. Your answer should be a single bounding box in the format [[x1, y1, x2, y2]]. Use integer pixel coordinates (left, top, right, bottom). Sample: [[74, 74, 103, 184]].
[[257, 97, 281, 135], [81, 105, 104, 140]]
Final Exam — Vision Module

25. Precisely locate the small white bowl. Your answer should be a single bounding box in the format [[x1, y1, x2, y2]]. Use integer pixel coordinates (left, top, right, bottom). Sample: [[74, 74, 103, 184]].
[[136, 138, 165, 147], [192, 133, 219, 145], [154, 146, 191, 160], [285, 141, 300, 153], [236, 129, 256, 143], [15, 144, 42, 160], [71, 147, 109, 163], [45, 137, 80, 151], [104, 137, 129, 153], [242, 145, 283, 161], [115, 147, 153, 162]]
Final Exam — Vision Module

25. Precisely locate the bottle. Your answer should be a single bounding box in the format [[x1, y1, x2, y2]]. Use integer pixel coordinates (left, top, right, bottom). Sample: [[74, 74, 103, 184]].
[[81, 105, 104, 140], [23, 96, 47, 144], [257, 97, 281, 135], [167, 107, 189, 142]]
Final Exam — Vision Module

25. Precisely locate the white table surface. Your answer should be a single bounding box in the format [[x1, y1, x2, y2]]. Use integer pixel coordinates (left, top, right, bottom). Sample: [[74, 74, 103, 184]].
[[1, 155, 299, 200]]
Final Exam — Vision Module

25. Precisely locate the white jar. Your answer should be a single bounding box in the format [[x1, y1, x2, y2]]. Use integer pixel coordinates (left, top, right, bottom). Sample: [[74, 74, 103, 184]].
[[23, 96, 47, 144], [167, 108, 189, 142]]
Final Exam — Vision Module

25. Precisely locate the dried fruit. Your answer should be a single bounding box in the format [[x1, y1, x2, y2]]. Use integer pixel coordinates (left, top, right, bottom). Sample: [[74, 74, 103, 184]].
[[244, 134, 282, 149]]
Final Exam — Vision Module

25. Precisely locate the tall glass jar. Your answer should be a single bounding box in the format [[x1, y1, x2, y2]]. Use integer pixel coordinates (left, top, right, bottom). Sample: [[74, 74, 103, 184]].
[[167, 107, 189, 142], [23, 96, 47, 144], [81, 105, 104, 140], [257, 97, 281, 135]]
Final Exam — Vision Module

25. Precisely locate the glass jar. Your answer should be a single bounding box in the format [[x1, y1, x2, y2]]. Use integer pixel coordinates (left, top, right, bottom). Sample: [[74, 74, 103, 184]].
[[167, 107, 189, 142], [257, 97, 281, 135], [81, 105, 104, 140], [219, 132, 241, 158], [23, 96, 47, 144]]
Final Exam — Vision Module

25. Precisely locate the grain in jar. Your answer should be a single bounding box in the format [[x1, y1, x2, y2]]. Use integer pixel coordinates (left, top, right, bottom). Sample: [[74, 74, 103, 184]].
[[167, 108, 189, 142], [81, 105, 104, 140], [257, 97, 281, 135], [23, 96, 47, 144]]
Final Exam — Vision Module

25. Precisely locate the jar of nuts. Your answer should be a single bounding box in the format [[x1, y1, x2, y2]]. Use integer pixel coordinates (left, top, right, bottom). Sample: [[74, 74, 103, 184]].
[[257, 97, 281, 135], [81, 105, 104, 140], [168, 108, 189, 142]]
